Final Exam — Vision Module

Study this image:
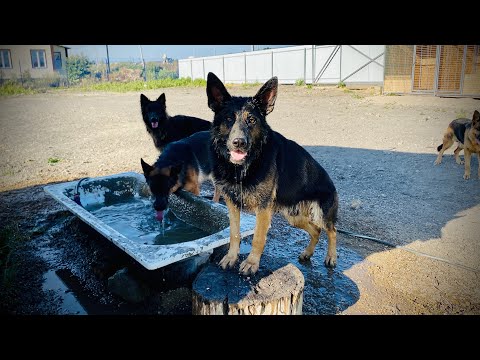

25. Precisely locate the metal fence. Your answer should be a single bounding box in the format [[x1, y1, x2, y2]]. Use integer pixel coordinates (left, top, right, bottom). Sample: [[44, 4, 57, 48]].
[[179, 45, 385, 85]]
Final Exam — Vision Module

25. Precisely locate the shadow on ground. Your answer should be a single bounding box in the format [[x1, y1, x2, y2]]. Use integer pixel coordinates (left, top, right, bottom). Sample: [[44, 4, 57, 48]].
[[1, 146, 478, 315]]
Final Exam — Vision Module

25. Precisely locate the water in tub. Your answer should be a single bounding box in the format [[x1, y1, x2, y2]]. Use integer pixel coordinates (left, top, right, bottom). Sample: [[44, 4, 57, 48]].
[[84, 197, 211, 245]]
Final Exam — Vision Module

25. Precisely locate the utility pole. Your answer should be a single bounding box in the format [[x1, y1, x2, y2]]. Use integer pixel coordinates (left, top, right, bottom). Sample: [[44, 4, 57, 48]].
[[138, 45, 146, 81], [105, 45, 111, 81], [251, 45, 255, 52]]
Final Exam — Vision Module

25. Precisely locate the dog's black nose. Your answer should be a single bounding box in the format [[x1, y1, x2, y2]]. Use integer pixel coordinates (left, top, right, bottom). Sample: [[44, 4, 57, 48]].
[[232, 138, 246, 148]]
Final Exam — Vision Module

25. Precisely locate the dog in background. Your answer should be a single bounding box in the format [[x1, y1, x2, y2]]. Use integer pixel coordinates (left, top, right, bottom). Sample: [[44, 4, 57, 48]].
[[435, 110, 480, 179], [140, 93, 211, 152], [206, 72, 338, 276], [141, 131, 220, 221]]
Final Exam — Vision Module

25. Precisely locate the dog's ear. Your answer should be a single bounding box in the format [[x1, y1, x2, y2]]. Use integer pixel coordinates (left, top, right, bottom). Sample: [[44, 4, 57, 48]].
[[157, 93, 166, 106], [207, 72, 231, 112], [141, 158, 154, 176], [253, 77, 278, 116], [473, 110, 480, 125], [140, 94, 150, 108]]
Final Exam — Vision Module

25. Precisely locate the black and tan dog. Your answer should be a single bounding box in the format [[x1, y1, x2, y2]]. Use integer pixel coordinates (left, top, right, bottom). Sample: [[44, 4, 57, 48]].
[[141, 131, 220, 221], [435, 110, 480, 179], [206, 72, 338, 275], [140, 93, 211, 152]]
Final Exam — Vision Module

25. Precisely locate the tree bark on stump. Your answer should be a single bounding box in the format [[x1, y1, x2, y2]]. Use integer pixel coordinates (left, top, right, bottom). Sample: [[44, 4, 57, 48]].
[[192, 262, 304, 315]]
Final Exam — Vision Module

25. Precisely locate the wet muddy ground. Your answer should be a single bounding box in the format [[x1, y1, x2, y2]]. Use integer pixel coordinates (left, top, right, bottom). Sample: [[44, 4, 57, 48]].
[[1, 85, 479, 315]]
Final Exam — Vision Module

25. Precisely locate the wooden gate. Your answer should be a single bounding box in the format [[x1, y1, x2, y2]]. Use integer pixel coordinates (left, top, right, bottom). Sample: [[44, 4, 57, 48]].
[[411, 45, 480, 96]]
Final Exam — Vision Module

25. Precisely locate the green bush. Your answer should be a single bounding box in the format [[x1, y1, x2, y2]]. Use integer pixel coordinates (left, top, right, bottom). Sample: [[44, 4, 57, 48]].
[[295, 79, 305, 86], [66, 55, 92, 84], [0, 80, 35, 96]]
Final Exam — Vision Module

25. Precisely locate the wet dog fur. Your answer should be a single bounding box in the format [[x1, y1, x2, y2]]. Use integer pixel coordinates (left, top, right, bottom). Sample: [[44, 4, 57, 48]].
[[206, 72, 338, 275], [141, 131, 220, 221]]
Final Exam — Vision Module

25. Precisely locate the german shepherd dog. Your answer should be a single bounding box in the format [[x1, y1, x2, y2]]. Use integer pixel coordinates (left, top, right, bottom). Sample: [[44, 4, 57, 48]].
[[141, 131, 220, 221], [140, 93, 211, 152], [435, 110, 480, 179], [206, 72, 338, 275]]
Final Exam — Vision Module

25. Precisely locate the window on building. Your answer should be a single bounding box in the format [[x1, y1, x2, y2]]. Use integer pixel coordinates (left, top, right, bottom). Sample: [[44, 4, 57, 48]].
[[53, 51, 62, 70], [31, 49, 47, 68], [0, 49, 12, 68]]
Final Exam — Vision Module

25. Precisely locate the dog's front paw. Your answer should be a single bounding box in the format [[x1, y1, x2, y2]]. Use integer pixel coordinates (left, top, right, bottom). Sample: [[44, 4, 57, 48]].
[[298, 251, 313, 262], [239, 257, 259, 275], [219, 252, 238, 269], [456, 159, 464, 165], [324, 254, 337, 268], [464, 173, 471, 180], [434, 158, 442, 165]]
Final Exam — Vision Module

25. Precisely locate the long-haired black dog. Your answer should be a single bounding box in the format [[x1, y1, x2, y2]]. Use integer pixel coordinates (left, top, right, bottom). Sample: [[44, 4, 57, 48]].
[[140, 93, 211, 152], [207, 72, 338, 275]]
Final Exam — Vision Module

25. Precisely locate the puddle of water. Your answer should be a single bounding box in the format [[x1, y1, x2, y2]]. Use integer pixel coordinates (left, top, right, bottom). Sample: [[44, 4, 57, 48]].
[[42, 270, 87, 315], [84, 198, 211, 245]]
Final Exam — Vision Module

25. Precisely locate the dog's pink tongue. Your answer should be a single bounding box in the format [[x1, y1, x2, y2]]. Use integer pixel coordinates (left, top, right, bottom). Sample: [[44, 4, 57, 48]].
[[155, 210, 164, 221], [152, 122, 159, 128], [230, 150, 246, 161]]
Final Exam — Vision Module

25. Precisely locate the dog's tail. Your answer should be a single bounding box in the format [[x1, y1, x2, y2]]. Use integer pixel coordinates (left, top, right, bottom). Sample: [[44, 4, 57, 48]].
[[437, 144, 443, 152]]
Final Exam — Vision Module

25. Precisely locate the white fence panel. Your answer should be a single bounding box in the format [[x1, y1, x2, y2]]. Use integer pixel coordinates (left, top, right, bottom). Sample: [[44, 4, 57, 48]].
[[224, 55, 246, 83], [204, 57, 224, 81], [178, 45, 385, 85], [178, 61, 191, 79], [315, 45, 341, 84], [246, 52, 272, 83], [191, 59, 204, 80], [273, 48, 307, 84]]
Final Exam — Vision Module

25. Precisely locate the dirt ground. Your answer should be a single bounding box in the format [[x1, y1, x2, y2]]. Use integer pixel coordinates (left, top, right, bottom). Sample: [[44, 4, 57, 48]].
[[1, 85, 479, 315]]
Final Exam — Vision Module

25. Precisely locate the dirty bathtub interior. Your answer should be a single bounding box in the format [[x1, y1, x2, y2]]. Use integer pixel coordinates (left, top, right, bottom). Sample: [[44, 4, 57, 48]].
[[44, 172, 256, 270]]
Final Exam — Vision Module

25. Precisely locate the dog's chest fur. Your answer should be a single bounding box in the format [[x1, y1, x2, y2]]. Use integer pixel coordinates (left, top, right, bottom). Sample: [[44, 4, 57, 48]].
[[215, 164, 277, 210]]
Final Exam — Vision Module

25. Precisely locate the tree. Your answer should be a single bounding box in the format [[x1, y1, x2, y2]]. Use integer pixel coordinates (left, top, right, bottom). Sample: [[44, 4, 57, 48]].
[[66, 55, 92, 84]]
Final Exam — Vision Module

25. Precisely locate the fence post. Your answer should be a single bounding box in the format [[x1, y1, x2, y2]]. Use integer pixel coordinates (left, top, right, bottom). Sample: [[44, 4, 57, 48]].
[[339, 45, 342, 82], [244, 53, 247, 84], [311, 45, 315, 85], [222, 56, 225, 82], [105, 45, 110, 81], [304, 48, 306, 83], [190, 59, 193, 80], [271, 51, 274, 78], [18, 60, 23, 86]]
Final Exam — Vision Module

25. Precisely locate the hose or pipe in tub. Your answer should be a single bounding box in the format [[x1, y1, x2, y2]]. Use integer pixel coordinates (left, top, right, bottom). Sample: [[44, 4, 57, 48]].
[[73, 177, 89, 206]]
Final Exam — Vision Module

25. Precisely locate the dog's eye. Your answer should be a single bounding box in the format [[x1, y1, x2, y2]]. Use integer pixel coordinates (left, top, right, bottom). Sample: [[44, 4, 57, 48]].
[[247, 117, 256, 125]]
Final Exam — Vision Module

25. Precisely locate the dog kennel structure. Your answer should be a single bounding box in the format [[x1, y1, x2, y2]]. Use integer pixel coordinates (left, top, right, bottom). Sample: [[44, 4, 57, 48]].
[[383, 45, 480, 97]]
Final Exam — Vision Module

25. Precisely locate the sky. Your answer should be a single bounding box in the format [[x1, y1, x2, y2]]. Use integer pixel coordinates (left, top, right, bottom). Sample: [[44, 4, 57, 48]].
[[63, 45, 293, 63]]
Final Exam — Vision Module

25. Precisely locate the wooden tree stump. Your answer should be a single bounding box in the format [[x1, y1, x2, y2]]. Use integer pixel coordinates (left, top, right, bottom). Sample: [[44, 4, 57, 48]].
[[192, 260, 304, 315]]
